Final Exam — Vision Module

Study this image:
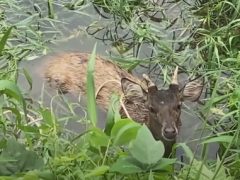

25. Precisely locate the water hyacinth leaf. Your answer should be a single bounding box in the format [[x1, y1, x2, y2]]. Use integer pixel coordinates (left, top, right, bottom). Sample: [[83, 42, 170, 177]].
[[202, 135, 234, 144], [87, 44, 98, 126], [110, 157, 143, 174], [0, 139, 44, 175], [129, 125, 165, 165], [85, 165, 109, 178], [111, 119, 141, 145]]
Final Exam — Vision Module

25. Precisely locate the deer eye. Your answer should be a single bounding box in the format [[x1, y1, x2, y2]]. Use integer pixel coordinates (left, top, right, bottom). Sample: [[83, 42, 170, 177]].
[[149, 106, 156, 113], [177, 102, 182, 110]]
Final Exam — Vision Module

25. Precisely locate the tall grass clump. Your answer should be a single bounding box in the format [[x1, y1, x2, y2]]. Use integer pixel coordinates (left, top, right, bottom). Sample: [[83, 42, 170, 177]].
[[184, 0, 240, 179]]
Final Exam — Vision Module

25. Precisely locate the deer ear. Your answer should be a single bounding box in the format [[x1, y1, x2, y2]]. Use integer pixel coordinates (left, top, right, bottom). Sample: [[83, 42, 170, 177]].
[[181, 77, 204, 102], [121, 78, 147, 102]]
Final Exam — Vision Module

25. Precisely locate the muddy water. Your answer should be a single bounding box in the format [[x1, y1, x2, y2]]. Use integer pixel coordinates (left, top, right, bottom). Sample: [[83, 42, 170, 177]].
[[18, 1, 218, 160], [18, 35, 108, 133]]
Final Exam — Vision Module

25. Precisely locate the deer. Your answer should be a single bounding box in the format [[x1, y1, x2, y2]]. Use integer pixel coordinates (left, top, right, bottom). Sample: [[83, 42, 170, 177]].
[[41, 52, 204, 157]]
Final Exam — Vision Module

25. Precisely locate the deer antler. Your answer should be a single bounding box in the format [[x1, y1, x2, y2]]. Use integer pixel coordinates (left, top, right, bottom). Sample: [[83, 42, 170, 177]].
[[142, 74, 155, 87], [171, 66, 178, 85]]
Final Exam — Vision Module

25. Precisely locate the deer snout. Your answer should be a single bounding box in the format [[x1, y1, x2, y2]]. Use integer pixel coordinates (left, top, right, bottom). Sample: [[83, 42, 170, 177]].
[[163, 127, 177, 141]]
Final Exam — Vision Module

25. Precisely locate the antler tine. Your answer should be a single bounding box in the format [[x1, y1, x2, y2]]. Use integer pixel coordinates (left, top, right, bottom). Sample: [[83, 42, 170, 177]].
[[142, 74, 155, 87], [171, 66, 178, 85]]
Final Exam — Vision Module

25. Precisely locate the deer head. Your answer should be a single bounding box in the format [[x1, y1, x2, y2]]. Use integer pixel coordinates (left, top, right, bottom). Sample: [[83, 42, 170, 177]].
[[121, 67, 204, 143]]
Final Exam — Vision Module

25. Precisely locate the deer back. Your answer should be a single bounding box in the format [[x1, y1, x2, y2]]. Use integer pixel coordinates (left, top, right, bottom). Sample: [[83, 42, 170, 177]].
[[44, 53, 141, 110]]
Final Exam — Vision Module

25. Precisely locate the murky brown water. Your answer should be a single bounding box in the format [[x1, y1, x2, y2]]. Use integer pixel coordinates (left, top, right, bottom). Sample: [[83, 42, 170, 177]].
[[17, 0, 218, 160]]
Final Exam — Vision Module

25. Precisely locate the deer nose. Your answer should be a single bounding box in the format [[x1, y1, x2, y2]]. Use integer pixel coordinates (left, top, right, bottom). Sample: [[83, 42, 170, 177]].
[[163, 127, 177, 140]]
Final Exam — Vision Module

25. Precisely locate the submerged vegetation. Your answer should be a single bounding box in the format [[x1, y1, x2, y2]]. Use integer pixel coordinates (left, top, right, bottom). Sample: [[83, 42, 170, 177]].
[[0, 0, 240, 179]]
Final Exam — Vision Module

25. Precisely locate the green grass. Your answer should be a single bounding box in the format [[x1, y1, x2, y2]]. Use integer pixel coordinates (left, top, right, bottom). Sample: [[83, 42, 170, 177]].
[[0, 0, 239, 179]]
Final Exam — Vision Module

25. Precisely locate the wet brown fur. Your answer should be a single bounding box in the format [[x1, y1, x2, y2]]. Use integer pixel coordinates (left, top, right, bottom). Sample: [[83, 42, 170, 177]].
[[44, 52, 148, 123]]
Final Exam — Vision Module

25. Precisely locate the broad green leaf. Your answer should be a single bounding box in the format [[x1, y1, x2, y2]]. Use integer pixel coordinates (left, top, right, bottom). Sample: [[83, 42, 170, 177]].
[[0, 139, 44, 175], [152, 158, 176, 171], [87, 44, 97, 126], [0, 80, 25, 105], [85, 165, 109, 178], [19, 125, 39, 133], [111, 119, 141, 145], [89, 127, 110, 148], [37, 170, 56, 179], [22, 172, 38, 180], [129, 125, 164, 165], [110, 157, 143, 174], [22, 170, 56, 180]]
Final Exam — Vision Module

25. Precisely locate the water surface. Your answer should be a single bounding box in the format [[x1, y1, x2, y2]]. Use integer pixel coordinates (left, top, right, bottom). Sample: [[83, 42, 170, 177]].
[[18, 0, 218, 160]]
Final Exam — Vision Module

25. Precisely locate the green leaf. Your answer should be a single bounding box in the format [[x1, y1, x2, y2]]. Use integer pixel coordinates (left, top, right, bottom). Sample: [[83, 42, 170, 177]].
[[110, 157, 143, 174], [23, 68, 33, 91], [3, 107, 21, 126], [0, 80, 27, 120], [87, 44, 98, 126], [176, 143, 193, 160], [20, 125, 39, 133], [85, 165, 109, 178], [177, 159, 211, 179], [148, 171, 154, 180], [0, 27, 12, 54], [0, 139, 44, 175], [40, 108, 56, 127], [89, 127, 110, 148], [202, 135, 233, 144], [111, 119, 141, 145], [104, 94, 120, 136], [152, 158, 176, 171], [22, 171, 39, 180], [213, 156, 228, 180], [129, 125, 165, 165]]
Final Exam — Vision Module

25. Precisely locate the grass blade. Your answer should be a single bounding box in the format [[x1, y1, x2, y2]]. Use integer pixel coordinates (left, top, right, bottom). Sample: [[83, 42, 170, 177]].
[[0, 27, 12, 54], [87, 44, 98, 126], [0, 80, 27, 121]]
